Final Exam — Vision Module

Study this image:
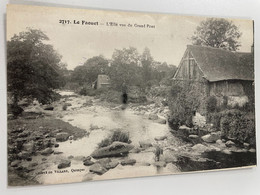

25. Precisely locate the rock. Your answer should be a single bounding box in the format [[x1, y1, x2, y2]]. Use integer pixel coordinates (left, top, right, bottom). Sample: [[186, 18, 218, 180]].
[[29, 162, 38, 167], [121, 159, 136, 166], [139, 141, 152, 149], [105, 161, 119, 169], [243, 143, 250, 148], [192, 144, 209, 153], [179, 125, 191, 131], [42, 158, 47, 161], [91, 142, 134, 158], [84, 156, 92, 161], [22, 141, 35, 153], [56, 132, 70, 142], [44, 106, 54, 111], [11, 160, 21, 167], [83, 160, 95, 166], [148, 113, 158, 120], [154, 136, 167, 141], [54, 151, 63, 155], [189, 135, 199, 139], [165, 163, 180, 172], [54, 143, 59, 148], [89, 163, 107, 175], [225, 140, 235, 147], [162, 152, 178, 163], [153, 161, 166, 167], [201, 132, 221, 143], [95, 158, 111, 167], [17, 131, 30, 138], [156, 117, 167, 124], [18, 151, 31, 160], [222, 149, 232, 155], [58, 160, 71, 169], [68, 155, 74, 159], [41, 148, 54, 155], [249, 148, 256, 153]]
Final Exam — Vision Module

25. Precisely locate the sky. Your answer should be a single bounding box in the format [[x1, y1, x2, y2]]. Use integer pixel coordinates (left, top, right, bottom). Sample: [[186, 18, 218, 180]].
[[7, 4, 254, 70]]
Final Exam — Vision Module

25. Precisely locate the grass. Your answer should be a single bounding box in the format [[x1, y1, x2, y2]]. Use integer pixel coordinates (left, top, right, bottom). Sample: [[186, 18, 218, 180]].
[[98, 129, 131, 148]]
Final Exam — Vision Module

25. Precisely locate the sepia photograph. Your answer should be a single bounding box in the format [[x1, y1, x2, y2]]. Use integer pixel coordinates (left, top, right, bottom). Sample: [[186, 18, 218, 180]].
[[6, 4, 256, 186]]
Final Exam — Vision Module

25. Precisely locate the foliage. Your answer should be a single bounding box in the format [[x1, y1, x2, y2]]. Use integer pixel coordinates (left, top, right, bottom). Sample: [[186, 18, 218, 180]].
[[7, 28, 64, 106], [71, 55, 109, 85], [207, 109, 255, 146], [191, 18, 242, 51], [98, 138, 112, 148], [206, 96, 217, 113], [111, 130, 130, 143], [98, 130, 130, 148], [168, 81, 207, 128], [108, 47, 143, 89]]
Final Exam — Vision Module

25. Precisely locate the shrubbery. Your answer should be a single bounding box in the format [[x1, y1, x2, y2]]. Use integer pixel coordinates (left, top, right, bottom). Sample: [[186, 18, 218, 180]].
[[168, 81, 205, 129], [207, 109, 255, 146], [98, 130, 130, 148]]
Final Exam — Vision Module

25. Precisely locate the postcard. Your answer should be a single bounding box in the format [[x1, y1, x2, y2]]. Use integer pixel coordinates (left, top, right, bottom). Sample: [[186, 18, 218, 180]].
[[6, 4, 256, 186]]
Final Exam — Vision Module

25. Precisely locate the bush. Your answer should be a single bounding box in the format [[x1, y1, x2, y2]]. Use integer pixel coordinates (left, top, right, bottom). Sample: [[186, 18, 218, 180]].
[[168, 81, 203, 128], [219, 110, 255, 145], [111, 130, 130, 143], [206, 96, 217, 113], [207, 109, 256, 146], [98, 138, 112, 148], [98, 130, 131, 148]]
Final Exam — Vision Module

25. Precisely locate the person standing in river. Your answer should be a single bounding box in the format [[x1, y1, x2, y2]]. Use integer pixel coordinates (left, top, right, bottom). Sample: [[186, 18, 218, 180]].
[[121, 82, 128, 110]]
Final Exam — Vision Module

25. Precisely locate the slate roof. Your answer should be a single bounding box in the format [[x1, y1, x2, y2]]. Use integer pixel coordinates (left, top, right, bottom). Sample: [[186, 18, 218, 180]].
[[186, 45, 254, 82]]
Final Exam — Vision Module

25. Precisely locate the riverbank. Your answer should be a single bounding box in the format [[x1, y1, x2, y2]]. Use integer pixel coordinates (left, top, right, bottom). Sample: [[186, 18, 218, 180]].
[[7, 90, 257, 186]]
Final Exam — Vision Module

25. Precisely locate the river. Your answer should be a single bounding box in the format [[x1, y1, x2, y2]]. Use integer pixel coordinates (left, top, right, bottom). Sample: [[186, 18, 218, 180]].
[[35, 91, 256, 185]]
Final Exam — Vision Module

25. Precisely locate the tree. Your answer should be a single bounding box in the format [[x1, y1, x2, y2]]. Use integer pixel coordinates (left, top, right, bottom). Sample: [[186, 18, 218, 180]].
[[7, 28, 64, 107], [109, 47, 143, 89], [191, 18, 242, 51], [141, 47, 153, 85], [71, 55, 109, 85]]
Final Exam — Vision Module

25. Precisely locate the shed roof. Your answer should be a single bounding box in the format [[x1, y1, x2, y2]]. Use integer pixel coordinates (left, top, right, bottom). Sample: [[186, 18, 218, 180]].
[[186, 45, 254, 82]]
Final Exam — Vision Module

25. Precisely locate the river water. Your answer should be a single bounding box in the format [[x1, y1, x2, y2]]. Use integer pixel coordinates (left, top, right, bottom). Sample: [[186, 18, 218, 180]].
[[35, 91, 256, 185], [36, 92, 183, 185]]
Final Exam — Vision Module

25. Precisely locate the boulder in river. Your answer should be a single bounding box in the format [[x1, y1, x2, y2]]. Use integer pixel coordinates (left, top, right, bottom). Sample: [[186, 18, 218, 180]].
[[201, 132, 221, 143], [225, 140, 235, 147], [44, 105, 54, 111], [56, 132, 70, 142], [121, 159, 136, 166], [139, 141, 152, 149], [189, 135, 199, 139], [105, 161, 119, 169], [58, 160, 71, 169], [10, 160, 21, 167], [83, 160, 95, 166], [41, 148, 54, 155], [89, 163, 107, 175], [91, 142, 134, 158], [192, 144, 209, 153], [154, 135, 167, 141]]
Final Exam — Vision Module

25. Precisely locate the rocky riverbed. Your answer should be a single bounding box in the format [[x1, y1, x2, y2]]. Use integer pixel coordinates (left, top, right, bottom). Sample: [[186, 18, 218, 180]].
[[8, 91, 256, 186]]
